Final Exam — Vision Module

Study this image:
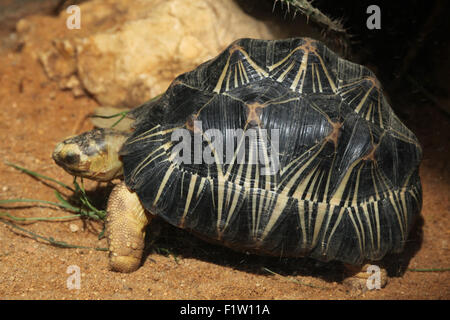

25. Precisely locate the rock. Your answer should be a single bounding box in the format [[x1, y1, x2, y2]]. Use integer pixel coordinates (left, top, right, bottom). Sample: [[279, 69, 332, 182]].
[[39, 39, 77, 80], [90, 106, 134, 131], [69, 224, 79, 232], [59, 74, 84, 97], [18, 0, 281, 108]]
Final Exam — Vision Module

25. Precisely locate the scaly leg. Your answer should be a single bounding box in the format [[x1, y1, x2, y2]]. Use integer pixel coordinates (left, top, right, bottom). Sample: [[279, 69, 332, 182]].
[[343, 263, 388, 292], [106, 181, 152, 272]]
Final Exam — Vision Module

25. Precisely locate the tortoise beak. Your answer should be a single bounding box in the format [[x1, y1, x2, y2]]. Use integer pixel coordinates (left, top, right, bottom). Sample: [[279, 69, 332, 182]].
[[52, 142, 64, 163]]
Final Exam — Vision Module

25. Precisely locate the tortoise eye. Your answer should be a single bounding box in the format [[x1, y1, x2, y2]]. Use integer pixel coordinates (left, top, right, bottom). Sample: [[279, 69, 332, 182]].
[[63, 153, 80, 165]]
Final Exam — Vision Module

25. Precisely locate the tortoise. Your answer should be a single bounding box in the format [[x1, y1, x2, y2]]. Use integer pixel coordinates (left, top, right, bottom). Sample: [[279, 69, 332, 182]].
[[53, 38, 422, 286]]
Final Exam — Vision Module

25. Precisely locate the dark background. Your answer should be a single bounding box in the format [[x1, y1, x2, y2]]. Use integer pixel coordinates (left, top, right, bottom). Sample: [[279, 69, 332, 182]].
[[240, 0, 450, 120]]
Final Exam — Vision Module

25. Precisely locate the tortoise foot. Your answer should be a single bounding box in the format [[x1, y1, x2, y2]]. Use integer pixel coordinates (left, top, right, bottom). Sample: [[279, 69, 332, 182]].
[[343, 263, 388, 294]]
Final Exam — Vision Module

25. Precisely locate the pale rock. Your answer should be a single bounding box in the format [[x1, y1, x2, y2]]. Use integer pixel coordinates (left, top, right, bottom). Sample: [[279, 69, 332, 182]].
[[19, 0, 280, 107], [69, 223, 79, 232]]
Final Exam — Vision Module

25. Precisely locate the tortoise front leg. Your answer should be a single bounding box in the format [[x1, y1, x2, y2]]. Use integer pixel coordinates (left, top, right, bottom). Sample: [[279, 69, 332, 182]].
[[106, 181, 152, 272]]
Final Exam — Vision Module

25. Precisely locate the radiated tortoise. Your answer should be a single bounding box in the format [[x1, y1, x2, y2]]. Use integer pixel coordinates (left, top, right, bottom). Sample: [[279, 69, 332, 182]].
[[53, 38, 422, 286]]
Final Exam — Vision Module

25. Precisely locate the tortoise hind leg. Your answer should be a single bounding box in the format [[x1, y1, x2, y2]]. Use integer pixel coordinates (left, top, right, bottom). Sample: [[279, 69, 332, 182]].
[[106, 181, 152, 272], [343, 263, 388, 293]]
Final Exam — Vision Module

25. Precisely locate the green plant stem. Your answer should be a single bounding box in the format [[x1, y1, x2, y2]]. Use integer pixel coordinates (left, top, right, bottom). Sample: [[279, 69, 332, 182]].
[[0, 219, 107, 251], [0, 211, 78, 222], [5, 161, 73, 191], [0, 197, 104, 221], [0, 198, 70, 207], [408, 268, 450, 272]]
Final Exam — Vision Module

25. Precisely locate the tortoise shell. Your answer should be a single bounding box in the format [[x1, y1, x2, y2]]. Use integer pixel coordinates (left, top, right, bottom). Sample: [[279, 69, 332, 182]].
[[120, 38, 422, 264]]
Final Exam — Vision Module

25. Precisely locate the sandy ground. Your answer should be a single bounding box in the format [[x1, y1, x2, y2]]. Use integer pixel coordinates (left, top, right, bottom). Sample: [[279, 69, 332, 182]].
[[0, 26, 449, 301]]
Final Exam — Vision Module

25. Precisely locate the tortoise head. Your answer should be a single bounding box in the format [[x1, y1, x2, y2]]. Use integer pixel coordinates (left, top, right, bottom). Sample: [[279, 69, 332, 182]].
[[52, 128, 130, 182]]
